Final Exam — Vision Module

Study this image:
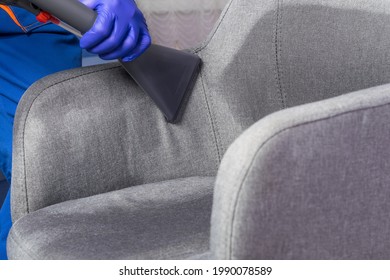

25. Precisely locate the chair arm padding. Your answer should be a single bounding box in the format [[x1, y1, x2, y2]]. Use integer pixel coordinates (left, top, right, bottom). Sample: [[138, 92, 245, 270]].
[[211, 83, 390, 259], [11, 63, 219, 221]]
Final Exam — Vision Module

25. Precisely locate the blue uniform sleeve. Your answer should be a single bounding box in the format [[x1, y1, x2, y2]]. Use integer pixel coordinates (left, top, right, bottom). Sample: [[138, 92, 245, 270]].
[[0, 7, 82, 260], [0, 6, 82, 176]]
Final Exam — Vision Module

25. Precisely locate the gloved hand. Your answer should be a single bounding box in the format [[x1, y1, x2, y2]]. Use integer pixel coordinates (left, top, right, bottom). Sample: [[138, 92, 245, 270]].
[[78, 0, 151, 62]]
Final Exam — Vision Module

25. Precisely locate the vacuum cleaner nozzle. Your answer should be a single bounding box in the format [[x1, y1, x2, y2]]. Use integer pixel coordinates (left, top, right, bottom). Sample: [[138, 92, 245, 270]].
[[121, 45, 201, 123]]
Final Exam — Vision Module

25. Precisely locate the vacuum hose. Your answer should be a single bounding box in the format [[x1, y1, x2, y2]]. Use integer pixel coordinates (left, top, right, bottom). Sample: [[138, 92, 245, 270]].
[[29, 0, 96, 34]]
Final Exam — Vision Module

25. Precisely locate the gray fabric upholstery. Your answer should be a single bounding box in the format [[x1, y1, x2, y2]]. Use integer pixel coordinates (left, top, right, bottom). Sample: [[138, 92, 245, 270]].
[[11, 64, 220, 221], [211, 84, 390, 259], [8, 176, 214, 259], [9, 0, 390, 259], [12, 0, 390, 220], [198, 0, 390, 156]]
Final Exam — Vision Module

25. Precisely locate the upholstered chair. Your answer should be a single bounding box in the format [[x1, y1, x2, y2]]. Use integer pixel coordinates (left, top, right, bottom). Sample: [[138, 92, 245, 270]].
[[8, 0, 390, 259]]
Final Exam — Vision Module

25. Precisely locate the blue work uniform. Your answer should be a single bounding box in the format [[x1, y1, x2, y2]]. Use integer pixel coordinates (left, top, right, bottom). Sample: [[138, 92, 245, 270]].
[[0, 6, 81, 259]]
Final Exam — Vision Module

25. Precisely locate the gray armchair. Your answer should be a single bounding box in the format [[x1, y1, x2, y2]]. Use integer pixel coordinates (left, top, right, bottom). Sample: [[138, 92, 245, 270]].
[[7, 0, 390, 259]]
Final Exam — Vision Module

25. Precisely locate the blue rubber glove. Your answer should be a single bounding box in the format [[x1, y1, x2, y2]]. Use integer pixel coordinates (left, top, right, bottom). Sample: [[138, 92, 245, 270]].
[[78, 0, 151, 62]]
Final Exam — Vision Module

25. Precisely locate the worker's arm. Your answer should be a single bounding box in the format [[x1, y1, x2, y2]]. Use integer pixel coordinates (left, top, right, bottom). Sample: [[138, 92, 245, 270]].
[[78, 0, 151, 61]]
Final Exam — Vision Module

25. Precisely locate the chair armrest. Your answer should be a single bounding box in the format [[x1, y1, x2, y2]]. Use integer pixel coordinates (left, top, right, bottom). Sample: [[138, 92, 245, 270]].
[[11, 63, 218, 221], [211, 83, 390, 259]]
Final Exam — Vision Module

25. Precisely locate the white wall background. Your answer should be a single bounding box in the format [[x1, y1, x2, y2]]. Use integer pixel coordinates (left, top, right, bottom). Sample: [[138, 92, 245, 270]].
[[137, 0, 229, 49], [82, 0, 230, 66]]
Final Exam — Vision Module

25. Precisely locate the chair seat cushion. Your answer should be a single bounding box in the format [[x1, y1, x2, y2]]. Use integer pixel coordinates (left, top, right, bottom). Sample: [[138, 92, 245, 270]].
[[7, 176, 214, 259]]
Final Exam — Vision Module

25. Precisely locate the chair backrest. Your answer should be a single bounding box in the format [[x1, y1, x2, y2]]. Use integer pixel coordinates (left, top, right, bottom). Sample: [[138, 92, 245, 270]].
[[198, 0, 390, 155]]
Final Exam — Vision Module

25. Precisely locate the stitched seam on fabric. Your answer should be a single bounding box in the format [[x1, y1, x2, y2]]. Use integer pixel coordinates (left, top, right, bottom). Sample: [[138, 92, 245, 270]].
[[206, 85, 223, 162], [8, 231, 36, 259], [275, 0, 286, 109], [226, 0, 285, 258], [21, 65, 121, 215], [199, 67, 222, 165], [227, 100, 390, 258], [193, 0, 235, 53], [191, 0, 235, 164]]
